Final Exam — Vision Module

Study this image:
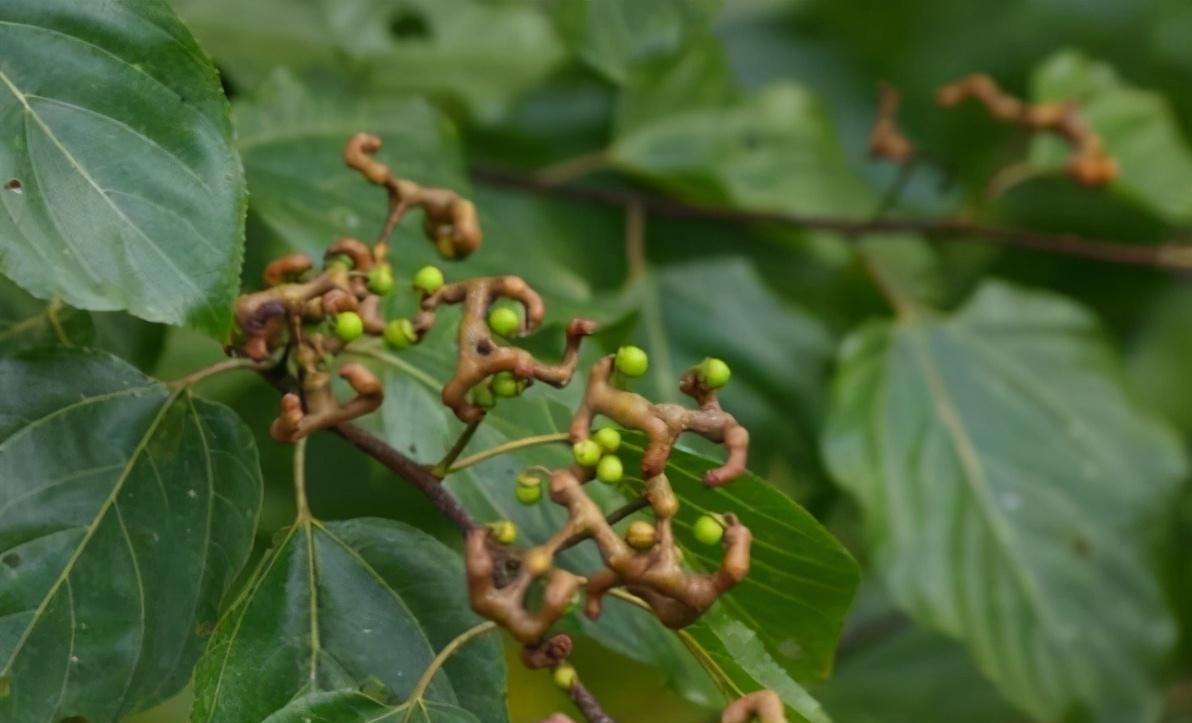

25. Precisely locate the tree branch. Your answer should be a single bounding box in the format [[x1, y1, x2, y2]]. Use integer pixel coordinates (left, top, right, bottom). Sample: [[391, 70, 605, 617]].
[[569, 680, 617, 723], [471, 165, 1192, 272]]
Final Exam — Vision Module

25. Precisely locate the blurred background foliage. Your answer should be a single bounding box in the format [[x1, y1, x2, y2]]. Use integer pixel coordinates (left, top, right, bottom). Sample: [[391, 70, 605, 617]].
[[68, 0, 1192, 719]]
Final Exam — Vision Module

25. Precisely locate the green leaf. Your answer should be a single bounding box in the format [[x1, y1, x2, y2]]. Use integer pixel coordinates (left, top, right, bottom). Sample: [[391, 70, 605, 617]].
[[176, 0, 565, 123], [233, 69, 467, 267], [264, 690, 480, 723], [610, 82, 872, 217], [0, 276, 92, 353], [823, 281, 1187, 722], [0, 349, 262, 721], [0, 0, 246, 336], [613, 37, 739, 135], [553, 0, 724, 84], [191, 517, 507, 723], [1030, 50, 1192, 223]]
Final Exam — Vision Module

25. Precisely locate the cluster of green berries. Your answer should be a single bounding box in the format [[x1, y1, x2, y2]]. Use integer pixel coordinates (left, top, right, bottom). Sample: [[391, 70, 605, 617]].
[[375, 265, 448, 350], [612, 346, 732, 390], [573, 427, 623, 484]]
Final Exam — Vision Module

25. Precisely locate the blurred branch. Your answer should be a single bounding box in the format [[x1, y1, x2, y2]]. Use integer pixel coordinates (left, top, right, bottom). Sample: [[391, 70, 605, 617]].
[[471, 166, 1192, 273], [569, 680, 617, 723]]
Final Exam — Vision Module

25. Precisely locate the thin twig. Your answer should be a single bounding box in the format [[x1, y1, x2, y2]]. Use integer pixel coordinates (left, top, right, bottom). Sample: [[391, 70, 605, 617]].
[[167, 357, 276, 390], [433, 419, 483, 478], [535, 150, 610, 186], [407, 621, 498, 705], [470, 166, 1192, 272], [556, 498, 649, 553], [293, 437, 311, 521], [569, 680, 617, 723], [446, 432, 570, 475]]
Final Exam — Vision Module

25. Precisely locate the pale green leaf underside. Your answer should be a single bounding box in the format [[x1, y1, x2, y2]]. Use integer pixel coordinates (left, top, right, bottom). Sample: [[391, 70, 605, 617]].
[[0, 349, 261, 722], [191, 517, 506, 723], [823, 280, 1187, 722], [0, 0, 245, 335]]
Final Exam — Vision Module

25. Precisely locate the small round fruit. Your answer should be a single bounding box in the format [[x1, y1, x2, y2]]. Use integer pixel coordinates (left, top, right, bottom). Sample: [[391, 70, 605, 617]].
[[517, 470, 542, 489], [596, 454, 623, 484], [615, 345, 649, 378], [592, 426, 621, 453], [572, 439, 602, 467], [334, 311, 364, 342], [413, 265, 445, 294], [487, 306, 520, 337], [326, 253, 354, 270], [698, 357, 731, 389], [515, 483, 542, 505], [553, 663, 577, 691], [693, 514, 725, 546], [523, 547, 552, 575], [489, 520, 517, 545], [383, 318, 417, 349], [368, 263, 395, 295], [492, 371, 521, 398], [471, 385, 496, 410], [625, 520, 656, 550]]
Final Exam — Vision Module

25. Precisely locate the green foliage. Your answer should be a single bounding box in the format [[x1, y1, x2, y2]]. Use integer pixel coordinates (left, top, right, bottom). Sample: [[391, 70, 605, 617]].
[[4, 1, 1192, 722]]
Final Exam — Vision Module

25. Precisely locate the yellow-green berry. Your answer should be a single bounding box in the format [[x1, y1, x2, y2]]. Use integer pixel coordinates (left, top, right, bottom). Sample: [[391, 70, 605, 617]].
[[698, 357, 731, 389], [693, 514, 724, 545], [326, 253, 354, 270], [573, 439, 602, 467], [625, 520, 656, 550], [596, 454, 623, 484], [553, 663, 577, 691], [615, 345, 649, 377], [491, 371, 521, 398], [383, 318, 417, 349], [592, 426, 621, 453], [413, 265, 445, 294], [334, 311, 364, 342], [523, 547, 552, 575], [489, 520, 518, 545], [515, 482, 542, 505], [368, 263, 395, 295], [471, 385, 496, 410], [487, 306, 520, 337]]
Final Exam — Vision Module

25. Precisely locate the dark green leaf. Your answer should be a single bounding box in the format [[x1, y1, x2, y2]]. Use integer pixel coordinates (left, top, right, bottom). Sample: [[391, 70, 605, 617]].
[[1030, 51, 1192, 223], [552, 0, 724, 84], [191, 517, 506, 723], [0, 349, 261, 721], [613, 38, 738, 135], [176, 0, 565, 123], [0, 276, 93, 353], [264, 690, 480, 723], [0, 0, 246, 335], [823, 280, 1187, 722]]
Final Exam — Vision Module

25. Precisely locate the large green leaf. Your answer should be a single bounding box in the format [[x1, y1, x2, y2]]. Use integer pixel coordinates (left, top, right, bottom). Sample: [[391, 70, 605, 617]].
[[1030, 51, 1192, 223], [823, 281, 1187, 722], [264, 689, 479, 723], [191, 517, 507, 723], [552, 0, 724, 84], [0, 0, 245, 336], [176, 0, 565, 123], [0, 276, 92, 353], [0, 349, 261, 721]]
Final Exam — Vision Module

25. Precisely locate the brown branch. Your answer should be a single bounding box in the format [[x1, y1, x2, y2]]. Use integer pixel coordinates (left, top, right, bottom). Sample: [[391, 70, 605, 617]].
[[470, 166, 1192, 273], [569, 680, 616, 723], [556, 498, 649, 553]]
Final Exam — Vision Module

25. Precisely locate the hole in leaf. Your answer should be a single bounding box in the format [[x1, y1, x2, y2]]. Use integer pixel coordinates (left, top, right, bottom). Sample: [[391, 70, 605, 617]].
[[2, 553, 19, 568], [388, 11, 431, 40], [4, 179, 21, 193]]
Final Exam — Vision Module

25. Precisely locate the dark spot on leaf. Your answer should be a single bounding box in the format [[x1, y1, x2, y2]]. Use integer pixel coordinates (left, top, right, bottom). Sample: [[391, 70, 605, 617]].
[[2, 553, 19, 568], [1072, 537, 1091, 558], [4, 179, 21, 192], [388, 11, 431, 40]]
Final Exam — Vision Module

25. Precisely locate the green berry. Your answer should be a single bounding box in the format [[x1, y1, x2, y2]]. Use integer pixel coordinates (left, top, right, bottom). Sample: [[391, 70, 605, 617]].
[[692, 514, 725, 546], [492, 371, 521, 398], [413, 265, 445, 294], [515, 482, 542, 505], [615, 345, 649, 378], [553, 663, 577, 691], [698, 357, 731, 389], [383, 318, 417, 349], [334, 311, 364, 342], [592, 427, 621, 453], [471, 385, 496, 410], [368, 263, 395, 295], [625, 520, 656, 550], [326, 253, 354, 270], [596, 454, 623, 484], [487, 306, 520, 337], [489, 520, 518, 545], [573, 439, 602, 467]]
